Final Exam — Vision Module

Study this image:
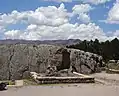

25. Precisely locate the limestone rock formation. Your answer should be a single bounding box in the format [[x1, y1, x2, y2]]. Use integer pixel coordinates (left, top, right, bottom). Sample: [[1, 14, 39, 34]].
[[107, 60, 119, 70], [0, 44, 102, 80], [68, 49, 102, 74]]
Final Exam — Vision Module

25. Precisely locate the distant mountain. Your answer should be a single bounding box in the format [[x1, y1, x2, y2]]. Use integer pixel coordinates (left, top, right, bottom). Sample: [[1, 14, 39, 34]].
[[0, 39, 81, 45]]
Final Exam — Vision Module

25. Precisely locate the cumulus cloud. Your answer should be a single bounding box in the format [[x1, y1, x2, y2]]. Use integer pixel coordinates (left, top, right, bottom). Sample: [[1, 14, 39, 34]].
[[72, 4, 92, 23], [4, 30, 22, 39], [4, 23, 108, 41], [106, 1, 119, 24], [0, 3, 112, 41], [0, 3, 69, 27]]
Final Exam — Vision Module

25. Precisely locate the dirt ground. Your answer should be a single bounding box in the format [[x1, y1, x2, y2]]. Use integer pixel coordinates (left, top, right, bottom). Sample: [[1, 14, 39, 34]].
[[1, 72, 119, 96]]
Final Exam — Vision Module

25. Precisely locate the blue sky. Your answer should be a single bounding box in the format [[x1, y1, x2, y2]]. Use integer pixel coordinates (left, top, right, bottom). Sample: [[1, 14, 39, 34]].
[[0, 0, 119, 41]]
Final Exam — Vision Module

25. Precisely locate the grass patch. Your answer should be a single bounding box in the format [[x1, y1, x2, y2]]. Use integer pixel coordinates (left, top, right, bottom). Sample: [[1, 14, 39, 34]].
[[0, 80, 15, 85]]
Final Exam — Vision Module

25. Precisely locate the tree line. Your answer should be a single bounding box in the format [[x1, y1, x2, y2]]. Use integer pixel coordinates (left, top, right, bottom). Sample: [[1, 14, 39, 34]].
[[67, 38, 119, 62]]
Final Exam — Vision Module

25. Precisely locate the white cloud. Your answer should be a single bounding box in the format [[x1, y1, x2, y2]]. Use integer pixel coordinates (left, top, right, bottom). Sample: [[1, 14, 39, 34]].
[[72, 4, 92, 23], [82, 0, 111, 5], [105, 30, 119, 40], [112, 30, 119, 37], [4, 23, 108, 41], [27, 24, 37, 30], [67, 23, 108, 41], [106, 1, 119, 24], [0, 3, 114, 41], [77, 13, 91, 23], [72, 4, 92, 14], [0, 3, 69, 27], [4, 30, 22, 39]]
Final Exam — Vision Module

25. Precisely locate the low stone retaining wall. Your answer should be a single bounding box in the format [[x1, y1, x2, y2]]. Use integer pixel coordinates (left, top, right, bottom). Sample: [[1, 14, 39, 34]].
[[36, 77, 94, 84], [30, 72, 95, 84]]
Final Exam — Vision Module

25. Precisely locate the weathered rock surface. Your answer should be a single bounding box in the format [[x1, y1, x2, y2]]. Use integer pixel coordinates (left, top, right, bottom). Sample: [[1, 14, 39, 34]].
[[68, 49, 102, 74], [0, 44, 102, 80], [107, 60, 119, 70]]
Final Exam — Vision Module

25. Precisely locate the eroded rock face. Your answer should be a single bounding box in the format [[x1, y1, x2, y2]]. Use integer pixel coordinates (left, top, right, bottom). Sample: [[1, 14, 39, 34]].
[[0, 44, 61, 80], [0, 44, 102, 80], [68, 49, 102, 74]]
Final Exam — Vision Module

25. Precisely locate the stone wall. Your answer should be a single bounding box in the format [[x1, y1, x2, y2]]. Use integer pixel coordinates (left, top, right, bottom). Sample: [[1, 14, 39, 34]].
[[0, 44, 102, 80], [30, 72, 95, 84]]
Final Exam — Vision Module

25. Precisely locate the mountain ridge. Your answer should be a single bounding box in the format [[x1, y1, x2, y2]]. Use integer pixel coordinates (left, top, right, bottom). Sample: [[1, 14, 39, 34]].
[[0, 39, 81, 45]]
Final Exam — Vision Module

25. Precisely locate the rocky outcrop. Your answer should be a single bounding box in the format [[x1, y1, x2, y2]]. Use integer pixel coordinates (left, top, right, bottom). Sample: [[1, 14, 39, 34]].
[[107, 60, 119, 70], [0, 44, 102, 80], [69, 49, 102, 74]]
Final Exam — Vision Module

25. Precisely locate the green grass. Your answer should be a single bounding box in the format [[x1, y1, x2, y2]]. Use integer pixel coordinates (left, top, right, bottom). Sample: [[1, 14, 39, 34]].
[[0, 80, 15, 85]]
